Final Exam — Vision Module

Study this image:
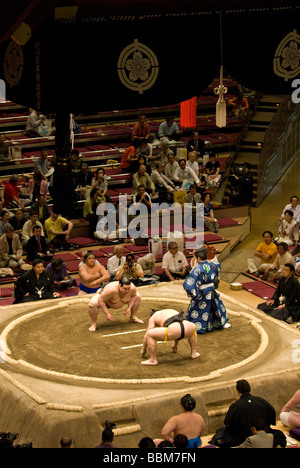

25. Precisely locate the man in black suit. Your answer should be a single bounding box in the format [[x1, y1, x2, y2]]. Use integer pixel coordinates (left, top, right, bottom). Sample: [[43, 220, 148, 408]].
[[26, 225, 54, 263], [209, 379, 285, 448], [257, 263, 300, 323], [76, 163, 94, 187]]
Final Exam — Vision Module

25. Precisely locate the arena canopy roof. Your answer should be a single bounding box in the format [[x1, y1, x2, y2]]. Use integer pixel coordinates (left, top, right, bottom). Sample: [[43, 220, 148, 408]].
[[0, 1, 299, 112]]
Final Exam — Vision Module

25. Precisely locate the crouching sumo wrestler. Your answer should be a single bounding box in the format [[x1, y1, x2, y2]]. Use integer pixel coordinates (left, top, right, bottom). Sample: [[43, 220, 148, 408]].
[[141, 309, 200, 365], [88, 277, 143, 331]]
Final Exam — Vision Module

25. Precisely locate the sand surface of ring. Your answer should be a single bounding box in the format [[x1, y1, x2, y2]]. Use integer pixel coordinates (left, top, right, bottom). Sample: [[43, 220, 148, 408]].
[[7, 300, 261, 381]]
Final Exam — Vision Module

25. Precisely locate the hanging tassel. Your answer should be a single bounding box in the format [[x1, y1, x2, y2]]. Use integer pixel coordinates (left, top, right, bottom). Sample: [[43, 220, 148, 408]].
[[214, 65, 228, 128]]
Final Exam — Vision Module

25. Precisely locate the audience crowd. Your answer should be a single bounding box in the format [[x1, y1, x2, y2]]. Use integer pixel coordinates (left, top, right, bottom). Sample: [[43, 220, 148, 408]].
[[0, 108, 300, 449]]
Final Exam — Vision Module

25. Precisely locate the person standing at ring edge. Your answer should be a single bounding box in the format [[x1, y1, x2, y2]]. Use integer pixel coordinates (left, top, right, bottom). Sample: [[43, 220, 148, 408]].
[[183, 246, 230, 333]]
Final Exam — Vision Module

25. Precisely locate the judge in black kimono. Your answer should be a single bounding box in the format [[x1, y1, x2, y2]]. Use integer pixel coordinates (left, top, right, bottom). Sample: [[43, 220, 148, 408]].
[[14, 258, 60, 304], [209, 379, 280, 448], [257, 263, 300, 323]]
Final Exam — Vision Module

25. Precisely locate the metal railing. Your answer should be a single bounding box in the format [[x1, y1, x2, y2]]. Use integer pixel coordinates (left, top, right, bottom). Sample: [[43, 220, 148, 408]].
[[256, 96, 298, 205]]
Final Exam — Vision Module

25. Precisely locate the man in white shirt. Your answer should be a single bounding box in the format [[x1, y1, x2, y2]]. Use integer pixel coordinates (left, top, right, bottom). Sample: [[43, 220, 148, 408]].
[[151, 162, 175, 204], [186, 151, 199, 177], [21, 210, 44, 247], [107, 245, 126, 279], [164, 152, 179, 185], [280, 195, 300, 223], [174, 159, 201, 190], [158, 117, 181, 141], [263, 242, 294, 281], [160, 241, 189, 282]]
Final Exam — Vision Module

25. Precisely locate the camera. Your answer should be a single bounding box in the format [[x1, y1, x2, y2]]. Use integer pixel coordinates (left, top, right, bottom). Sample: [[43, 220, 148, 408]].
[[0, 432, 32, 448], [127, 260, 134, 268]]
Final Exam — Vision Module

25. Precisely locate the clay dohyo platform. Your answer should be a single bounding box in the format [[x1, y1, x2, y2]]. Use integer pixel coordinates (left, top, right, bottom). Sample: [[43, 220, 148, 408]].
[[0, 281, 300, 448]]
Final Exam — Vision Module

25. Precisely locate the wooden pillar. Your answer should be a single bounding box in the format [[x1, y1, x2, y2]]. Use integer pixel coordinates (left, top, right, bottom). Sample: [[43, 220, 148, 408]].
[[53, 111, 74, 217]]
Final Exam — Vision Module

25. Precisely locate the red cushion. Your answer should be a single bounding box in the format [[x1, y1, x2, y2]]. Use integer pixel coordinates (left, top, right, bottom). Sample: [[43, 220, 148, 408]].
[[65, 260, 81, 272], [53, 252, 79, 262], [217, 218, 239, 227]]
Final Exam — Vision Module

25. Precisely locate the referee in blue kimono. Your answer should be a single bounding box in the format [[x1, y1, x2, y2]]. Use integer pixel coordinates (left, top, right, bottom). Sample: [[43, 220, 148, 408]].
[[183, 246, 230, 333]]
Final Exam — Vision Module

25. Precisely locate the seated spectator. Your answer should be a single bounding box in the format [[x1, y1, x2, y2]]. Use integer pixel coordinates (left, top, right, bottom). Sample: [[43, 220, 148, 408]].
[[95, 427, 116, 449], [91, 168, 110, 201], [157, 440, 174, 448], [107, 245, 126, 280], [277, 209, 299, 246], [115, 253, 144, 286], [280, 195, 300, 223], [280, 389, 300, 429], [186, 131, 205, 160], [247, 231, 278, 275], [132, 164, 155, 195], [26, 225, 54, 262], [70, 148, 82, 184], [150, 162, 175, 204], [21, 210, 45, 247], [131, 114, 150, 144], [26, 109, 46, 137], [202, 193, 219, 233], [83, 188, 105, 237], [160, 394, 205, 448], [173, 434, 189, 449], [160, 241, 189, 282], [136, 138, 153, 160], [228, 91, 249, 119], [235, 418, 274, 448], [0, 134, 10, 163], [46, 257, 76, 289], [28, 172, 49, 201], [44, 211, 75, 251], [9, 208, 27, 240], [136, 154, 151, 175], [205, 152, 221, 186], [186, 151, 200, 177], [174, 158, 201, 190], [158, 116, 182, 141], [257, 263, 300, 323], [184, 184, 202, 205], [31, 194, 51, 226], [33, 148, 50, 181], [94, 204, 120, 244], [0, 210, 11, 236], [59, 437, 74, 449], [138, 437, 156, 448], [3, 174, 31, 210], [209, 379, 277, 449], [120, 142, 139, 172], [263, 242, 294, 282], [164, 152, 179, 185], [137, 253, 156, 277], [0, 224, 24, 270], [149, 140, 173, 167], [130, 184, 152, 214], [76, 163, 94, 187], [14, 258, 60, 304]]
